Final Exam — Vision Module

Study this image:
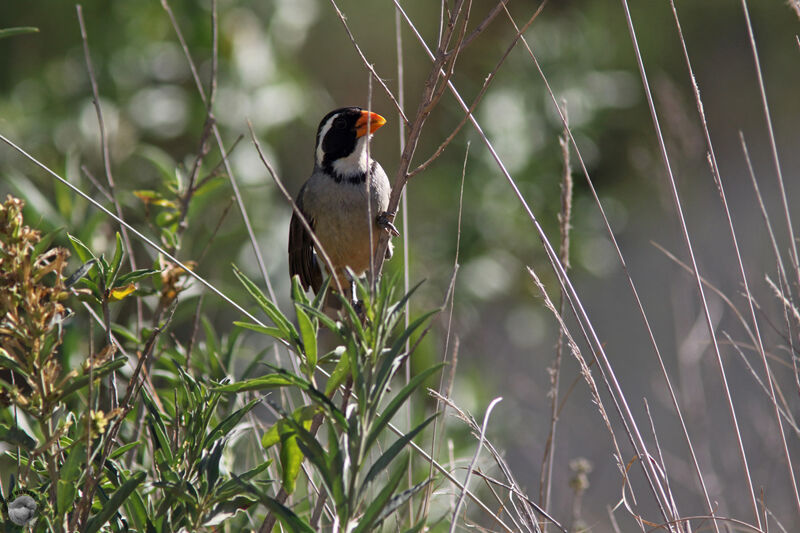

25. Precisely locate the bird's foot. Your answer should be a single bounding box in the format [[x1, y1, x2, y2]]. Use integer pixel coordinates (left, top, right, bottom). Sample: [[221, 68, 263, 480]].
[[376, 211, 400, 237]]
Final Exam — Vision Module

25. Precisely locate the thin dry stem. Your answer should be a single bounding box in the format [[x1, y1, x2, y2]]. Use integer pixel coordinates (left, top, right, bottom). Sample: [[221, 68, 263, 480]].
[[740, 0, 799, 283], [671, 0, 800, 516], [620, 0, 756, 526], [76, 4, 142, 332], [161, 0, 278, 306], [503, 4, 707, 526], [540, 101, 572, 525], [247, 122, 344, 296]]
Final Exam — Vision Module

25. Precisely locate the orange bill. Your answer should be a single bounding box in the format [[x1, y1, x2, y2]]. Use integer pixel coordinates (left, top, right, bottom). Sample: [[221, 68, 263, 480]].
[[355, 111, 387, 137]]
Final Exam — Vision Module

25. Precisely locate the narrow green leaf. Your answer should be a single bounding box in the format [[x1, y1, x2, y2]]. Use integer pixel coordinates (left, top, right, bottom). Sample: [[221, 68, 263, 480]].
[[144, 394, 173, 464], [311, 276, 331, 310], [0, 27, 39, 39], [60, 442, 86, 483], [291, 423, 339, 503], [123, 485, 148, 532], [402, 519, 428, 533], [109, 232, 124, 286], [58, 479, 77, 516], [372, 479, 431, 529], [297, 302, 340, 336], [233, 265, 298, 343], [204, 440, 224, 490], [109, 441, 140, 460], [372, 310, 438, 402], [0, 424, 36, 449], [233, 321, 289, 342], [295, 306, 317, 372], [324, 348, 350, 397], [84, 471, 146, 533], [364, 364, 444, 457], [278, 422, 303, 494], [212, 374, 295, 393], [57, 357, 127, 402], [351, 458, 408, 533], [32, 226, 62, 257], [290, 274, 310, 306], [204, 398, 259, 449], [110, 323, 141, 345], [237, 477, 315, 533], [114, 268, 159, 287], [215, 460, 273, 499], [65, 259, 97, 288], [360, 414, 437, 497]]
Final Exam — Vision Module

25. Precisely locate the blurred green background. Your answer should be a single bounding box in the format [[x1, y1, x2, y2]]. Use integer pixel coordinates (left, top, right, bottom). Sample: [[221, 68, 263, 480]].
[[2, 0, 799, 529]]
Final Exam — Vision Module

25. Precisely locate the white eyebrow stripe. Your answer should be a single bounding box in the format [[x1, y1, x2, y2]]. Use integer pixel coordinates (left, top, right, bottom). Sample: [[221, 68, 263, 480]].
[[315, 114, 337, 167]]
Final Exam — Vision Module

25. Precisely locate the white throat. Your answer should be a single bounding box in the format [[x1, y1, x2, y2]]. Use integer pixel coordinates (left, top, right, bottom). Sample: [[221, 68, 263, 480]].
[[331, 135, 371, 177]]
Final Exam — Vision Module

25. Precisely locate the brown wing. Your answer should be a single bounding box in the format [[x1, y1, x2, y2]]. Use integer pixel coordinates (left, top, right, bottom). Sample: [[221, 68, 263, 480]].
[[288, 184, 322, 293]]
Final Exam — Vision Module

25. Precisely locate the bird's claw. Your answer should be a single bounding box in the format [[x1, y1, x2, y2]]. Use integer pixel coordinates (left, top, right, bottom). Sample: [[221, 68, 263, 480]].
[[377, 211, 400, 237]]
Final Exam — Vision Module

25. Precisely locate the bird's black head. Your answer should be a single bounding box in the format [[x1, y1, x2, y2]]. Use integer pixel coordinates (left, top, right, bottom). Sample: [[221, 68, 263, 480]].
[[314, 107, 386, 176]]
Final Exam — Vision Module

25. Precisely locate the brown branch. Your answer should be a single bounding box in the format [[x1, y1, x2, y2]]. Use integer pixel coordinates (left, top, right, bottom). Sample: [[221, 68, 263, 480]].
[[327, 0, 410, 127], [76, 4, 142, 331], [408, 2, 545, 178], [75, 306, 175, 530], [161, 0, 279, 305]]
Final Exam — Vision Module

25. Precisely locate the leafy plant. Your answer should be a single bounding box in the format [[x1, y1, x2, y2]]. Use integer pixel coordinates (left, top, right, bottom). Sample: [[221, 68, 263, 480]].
[[222, 270, 440, 531]]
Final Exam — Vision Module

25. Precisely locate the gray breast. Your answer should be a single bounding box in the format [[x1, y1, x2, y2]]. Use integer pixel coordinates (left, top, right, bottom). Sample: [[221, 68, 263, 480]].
[[302, 162, 391, 275]]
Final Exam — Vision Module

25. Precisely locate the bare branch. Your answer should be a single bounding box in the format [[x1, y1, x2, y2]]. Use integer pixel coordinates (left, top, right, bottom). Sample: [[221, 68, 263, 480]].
[[327, 0, 409, 127]]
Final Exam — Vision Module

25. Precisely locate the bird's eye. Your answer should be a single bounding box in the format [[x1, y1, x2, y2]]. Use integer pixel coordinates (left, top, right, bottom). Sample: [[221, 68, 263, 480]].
[[333, 117, 347, 129]]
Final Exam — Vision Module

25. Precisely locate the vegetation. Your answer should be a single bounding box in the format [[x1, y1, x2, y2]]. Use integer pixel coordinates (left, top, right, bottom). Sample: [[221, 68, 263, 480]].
[[1, 1, 800, 532]]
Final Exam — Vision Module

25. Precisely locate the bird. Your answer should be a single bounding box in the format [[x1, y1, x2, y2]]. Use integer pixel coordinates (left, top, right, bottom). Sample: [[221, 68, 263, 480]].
[[288, 106, 398, 299]]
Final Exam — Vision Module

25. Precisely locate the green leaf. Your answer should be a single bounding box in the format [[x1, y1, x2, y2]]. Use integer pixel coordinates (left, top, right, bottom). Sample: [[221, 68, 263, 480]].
[[123, 485, 149, 532], [261, 406, 318, 449], [204, 441, 224, 491], [232, 265, 298, 344], [371, 479, 431, 530], [57, 357, 128, 402], [233, 321, 289, 343], [215, 460, 273, 499], [58, 479, 77, 516], [109, 232, 124, 286], [297, 303, 341, 336], [238, 477, 315, 533], [68, 233, 96, 265], [84, 471, 146, 533], [290, 421, 339, 504], [65, 259, 97, 288], [295, 306, 317, 373], [372, 310, 438, 403], [110, 323, 141, 345], [212, 374, 296, 393], [351, 457, 408, 533], [144, 393, 173, 464], [290, 275, 310, 306], [32, 226, 63, 258], [204, 398, 259, 449], [364, 365, 444, 457], [0, 424, 36, 449], [60, 442, 85, 483], [311, 276, 331, 310], [278, 422, 303, 494], [0, 351, 29, 380], [109, 441, 140, 460], [324, 348, 350, 397], [0, 27, 39, 39], [360, 414, 437, 497], [114, 268, 159, 287]]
